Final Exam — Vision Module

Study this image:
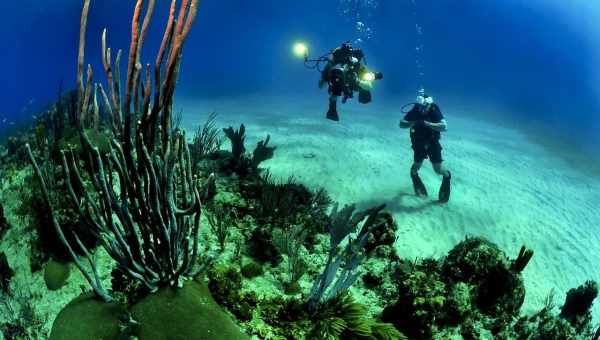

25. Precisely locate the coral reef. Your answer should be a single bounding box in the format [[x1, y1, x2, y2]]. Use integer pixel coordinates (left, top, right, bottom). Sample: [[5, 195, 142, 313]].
[[514, 283, 599, 339], [16, 173, 97, 270], [441, 237, 526, 317], [5, 107, 600, 340], [0, 3, 598, 340], [560, 281, 598, 333], [208, 265, 258, 322], [381, 237, 598, 339], [382, 259, 448, 339], [0, 289, 47, 339], [240, 260, 263, 279], [248, 225, 284, 266]]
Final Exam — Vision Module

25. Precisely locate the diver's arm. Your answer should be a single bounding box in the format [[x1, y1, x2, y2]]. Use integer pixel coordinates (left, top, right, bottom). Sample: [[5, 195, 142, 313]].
[[424, 119, 447, 132], [399, 120, 415, 129]]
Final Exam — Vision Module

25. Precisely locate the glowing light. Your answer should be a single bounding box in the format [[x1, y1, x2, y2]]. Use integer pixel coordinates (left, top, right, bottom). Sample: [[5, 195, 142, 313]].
[[293, 42, 308, 58], [362, 72, 376, 81]]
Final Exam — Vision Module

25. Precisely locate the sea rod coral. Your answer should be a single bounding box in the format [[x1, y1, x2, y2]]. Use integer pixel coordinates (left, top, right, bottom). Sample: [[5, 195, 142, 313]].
[[26, 0, 212, 303]]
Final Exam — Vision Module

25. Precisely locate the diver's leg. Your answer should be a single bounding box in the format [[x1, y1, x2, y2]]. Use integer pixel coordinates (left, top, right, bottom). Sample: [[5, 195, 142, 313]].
[[432, 162, 450, 178], [411, 161, 424, 175], [433, 162, 451, 203], [410, 161, 428, 197], [326, 95, 339, 121], [429, 141, 451, 203]]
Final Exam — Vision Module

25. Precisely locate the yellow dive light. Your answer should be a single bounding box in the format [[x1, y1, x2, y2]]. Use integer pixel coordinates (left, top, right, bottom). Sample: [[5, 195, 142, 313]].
[[362, 72, 376, 82], [293, 42, 309, 59]]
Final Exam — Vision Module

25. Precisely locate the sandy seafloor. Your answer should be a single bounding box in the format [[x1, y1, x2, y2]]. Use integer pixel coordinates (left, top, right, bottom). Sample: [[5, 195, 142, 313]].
[[179, 93, 600, 321]]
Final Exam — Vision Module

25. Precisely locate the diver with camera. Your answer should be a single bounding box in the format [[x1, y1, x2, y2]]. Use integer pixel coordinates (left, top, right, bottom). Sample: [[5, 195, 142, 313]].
[[294, 41, 383, 121]]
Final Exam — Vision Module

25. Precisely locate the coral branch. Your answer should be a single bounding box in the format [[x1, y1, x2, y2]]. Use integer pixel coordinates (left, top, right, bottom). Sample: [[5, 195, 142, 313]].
[[136, 0, 156, 66], [26, 144, 112, 302], [511, 245, 534, 272], [101, 29, 122, 131], [76, 0, 91, 119]]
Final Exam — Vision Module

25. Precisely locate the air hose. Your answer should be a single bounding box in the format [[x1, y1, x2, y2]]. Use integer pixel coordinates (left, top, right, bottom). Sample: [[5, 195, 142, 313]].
[[401, 102, 418, 113]]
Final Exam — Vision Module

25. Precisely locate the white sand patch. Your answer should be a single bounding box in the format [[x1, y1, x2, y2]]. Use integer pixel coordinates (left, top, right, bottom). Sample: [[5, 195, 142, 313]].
[[180, 94, 600, 320]]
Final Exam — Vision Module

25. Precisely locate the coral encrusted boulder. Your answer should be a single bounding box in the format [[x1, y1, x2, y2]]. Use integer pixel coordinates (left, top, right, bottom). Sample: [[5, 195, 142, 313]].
[[441, 237, 526, 316], [131, 279, 250, 340]]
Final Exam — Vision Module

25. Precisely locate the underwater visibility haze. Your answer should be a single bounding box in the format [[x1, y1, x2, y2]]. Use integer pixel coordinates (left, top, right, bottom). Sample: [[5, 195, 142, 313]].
[[0, 0, 599, 339]]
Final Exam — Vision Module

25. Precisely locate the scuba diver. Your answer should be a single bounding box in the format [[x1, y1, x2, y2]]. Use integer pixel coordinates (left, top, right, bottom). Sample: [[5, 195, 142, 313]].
[[299, 41, 382, 121], [399, 89, 452, 203]]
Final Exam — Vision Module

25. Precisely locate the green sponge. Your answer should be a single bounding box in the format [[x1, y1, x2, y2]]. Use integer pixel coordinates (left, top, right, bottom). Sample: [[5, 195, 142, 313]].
[[44, 260, 70, 291]]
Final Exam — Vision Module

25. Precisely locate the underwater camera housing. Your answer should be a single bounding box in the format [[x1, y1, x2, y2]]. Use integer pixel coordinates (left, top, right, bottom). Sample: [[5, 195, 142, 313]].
[[329, 66, 384, 104], [357, 71, 383, 104]]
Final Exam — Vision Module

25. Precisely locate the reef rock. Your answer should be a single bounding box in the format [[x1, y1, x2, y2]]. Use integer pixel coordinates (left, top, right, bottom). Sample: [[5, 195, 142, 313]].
[[441, 236, 526, 316], [132, 279, 250, 340]]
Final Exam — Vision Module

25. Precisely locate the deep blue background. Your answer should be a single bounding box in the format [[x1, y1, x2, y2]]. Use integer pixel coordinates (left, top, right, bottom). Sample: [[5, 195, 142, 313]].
[[0, 0, 598, 151]]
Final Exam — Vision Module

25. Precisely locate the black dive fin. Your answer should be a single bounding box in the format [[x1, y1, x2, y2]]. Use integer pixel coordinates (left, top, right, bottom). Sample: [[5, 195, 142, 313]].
[[438, 172, 451, 203], [411, 173, 428, 197], [326, 110, 339, 121]]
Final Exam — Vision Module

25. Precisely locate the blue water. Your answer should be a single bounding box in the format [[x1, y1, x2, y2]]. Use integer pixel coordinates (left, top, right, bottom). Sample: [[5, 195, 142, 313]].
[[0, 0, 598, 151]]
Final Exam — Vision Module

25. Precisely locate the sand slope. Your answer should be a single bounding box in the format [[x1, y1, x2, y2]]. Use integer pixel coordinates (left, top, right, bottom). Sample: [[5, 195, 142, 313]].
[[180, 94, 600, 319]]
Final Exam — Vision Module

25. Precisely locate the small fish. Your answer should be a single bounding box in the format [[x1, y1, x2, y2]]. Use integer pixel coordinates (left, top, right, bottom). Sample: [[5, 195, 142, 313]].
[[1, 118, 6, 123], [9, 122, 15, 125]]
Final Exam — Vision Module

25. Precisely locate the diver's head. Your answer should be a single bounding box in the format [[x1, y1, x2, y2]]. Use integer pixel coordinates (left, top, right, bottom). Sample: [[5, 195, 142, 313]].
[[416, 89, 434, 109], [352, 48, 364, 62], [340, 41, 354, 59], [341, 41, 353, 51]]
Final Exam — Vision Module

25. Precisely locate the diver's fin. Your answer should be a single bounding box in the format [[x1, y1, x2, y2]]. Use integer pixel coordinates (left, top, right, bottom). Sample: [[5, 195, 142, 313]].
[[411, 172, 428, 197], [438, 172, 451, 203], [326, 100, 339, 121]]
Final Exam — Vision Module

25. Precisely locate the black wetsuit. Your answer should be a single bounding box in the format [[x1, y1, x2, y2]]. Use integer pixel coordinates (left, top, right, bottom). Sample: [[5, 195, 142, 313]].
[[403, 103, 445, 163]]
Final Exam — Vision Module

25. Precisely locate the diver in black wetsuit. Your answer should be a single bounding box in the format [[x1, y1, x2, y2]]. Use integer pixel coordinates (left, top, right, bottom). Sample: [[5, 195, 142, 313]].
[[399, 89, 452, 203], [318, 41, 383, 121]]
